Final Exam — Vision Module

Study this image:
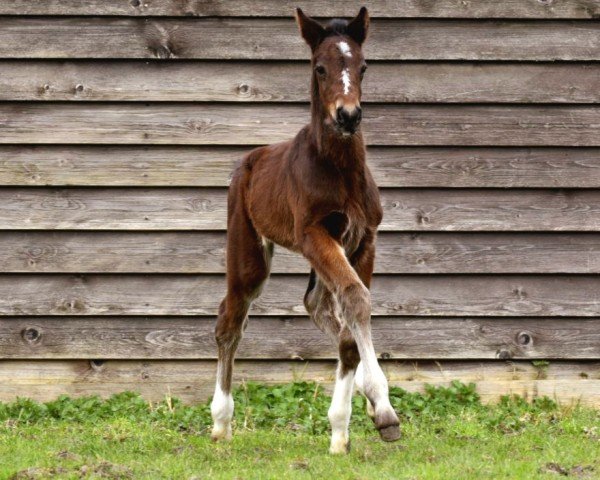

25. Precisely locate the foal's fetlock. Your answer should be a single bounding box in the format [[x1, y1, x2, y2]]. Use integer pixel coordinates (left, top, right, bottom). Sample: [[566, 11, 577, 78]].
[[210, 423, 232, 442], [365, 399, 375, 419], [329, 434, 351, 455], [374, 409, 401, 442]]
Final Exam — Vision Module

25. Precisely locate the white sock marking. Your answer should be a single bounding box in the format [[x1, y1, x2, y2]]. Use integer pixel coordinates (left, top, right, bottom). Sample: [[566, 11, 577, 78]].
[[328, 364, 355, 454], [341, 68, 351, 95], [337, 41, 352, 58], [211, 374, 234, 440]]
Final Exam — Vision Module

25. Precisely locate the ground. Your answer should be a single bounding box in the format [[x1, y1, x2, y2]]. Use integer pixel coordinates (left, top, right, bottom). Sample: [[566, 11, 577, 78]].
[[0, 382, 598, 479]]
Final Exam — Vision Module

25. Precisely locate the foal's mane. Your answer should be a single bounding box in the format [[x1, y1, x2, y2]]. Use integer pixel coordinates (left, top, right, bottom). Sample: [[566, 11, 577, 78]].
[[324, 19, 350, 36]]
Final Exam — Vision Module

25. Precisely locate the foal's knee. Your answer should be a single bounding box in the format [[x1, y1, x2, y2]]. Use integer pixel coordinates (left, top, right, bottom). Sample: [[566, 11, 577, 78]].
[[215, 301, 245, 350], [339, 282, 371, 325]]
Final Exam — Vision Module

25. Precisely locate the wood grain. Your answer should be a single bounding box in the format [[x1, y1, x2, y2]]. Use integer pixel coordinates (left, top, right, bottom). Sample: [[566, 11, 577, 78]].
[[3, 231, 600, 274], [3, 104, 600, 146], [4, 61, 600, 103], [3, 146, 600, 188], [3, 316, 599, 360], [0, 360, 597, 406], [0, 274, 598, 317], [1, 188, 599, 231], [2, 1, 599, 18], [0, 18, 598, 60]]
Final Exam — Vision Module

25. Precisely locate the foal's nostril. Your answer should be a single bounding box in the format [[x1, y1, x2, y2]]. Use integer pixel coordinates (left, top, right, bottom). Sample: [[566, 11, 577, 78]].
[[355, 106, 362, 123], [336, 106, 362, 132], [336, 106, 346, 124]]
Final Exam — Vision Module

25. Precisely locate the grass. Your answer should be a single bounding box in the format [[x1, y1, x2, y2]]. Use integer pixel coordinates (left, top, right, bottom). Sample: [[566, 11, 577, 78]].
[[0, 381, 598, 479]]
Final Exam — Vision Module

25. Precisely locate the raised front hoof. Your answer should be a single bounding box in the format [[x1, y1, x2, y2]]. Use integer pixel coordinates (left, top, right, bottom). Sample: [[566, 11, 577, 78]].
[[378, 424, 401, 442]]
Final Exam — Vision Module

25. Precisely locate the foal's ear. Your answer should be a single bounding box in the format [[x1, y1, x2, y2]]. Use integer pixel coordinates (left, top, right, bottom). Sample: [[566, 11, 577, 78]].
[[295, 8, 325, 51], [347, 7, 370, 45]]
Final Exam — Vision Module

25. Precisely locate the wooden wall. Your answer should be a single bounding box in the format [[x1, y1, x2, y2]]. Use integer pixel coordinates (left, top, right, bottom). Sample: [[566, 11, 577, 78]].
[[0, 1, 599, 406]]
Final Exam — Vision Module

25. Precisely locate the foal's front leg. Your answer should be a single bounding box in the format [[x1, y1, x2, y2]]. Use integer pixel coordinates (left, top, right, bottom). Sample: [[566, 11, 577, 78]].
[[302, 226, 400, 443], [305, 277, 358, 453]]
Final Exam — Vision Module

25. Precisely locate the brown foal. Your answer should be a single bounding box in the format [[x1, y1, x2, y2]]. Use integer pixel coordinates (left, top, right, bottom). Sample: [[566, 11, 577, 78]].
[[210, 7, 401, 454]]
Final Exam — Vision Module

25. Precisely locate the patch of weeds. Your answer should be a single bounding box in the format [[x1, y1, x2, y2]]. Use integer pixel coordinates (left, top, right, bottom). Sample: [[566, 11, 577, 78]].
[[532, 360, 550, 380], [0, 380, 568, 439]]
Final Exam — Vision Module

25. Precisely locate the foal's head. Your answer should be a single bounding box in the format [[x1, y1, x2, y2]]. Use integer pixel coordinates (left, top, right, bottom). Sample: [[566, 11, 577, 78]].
[[296, 8, 370, 138]]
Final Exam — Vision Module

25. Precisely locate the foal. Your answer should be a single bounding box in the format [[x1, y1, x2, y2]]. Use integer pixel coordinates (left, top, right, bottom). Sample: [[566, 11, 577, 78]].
[[211, 7, 400, 454]]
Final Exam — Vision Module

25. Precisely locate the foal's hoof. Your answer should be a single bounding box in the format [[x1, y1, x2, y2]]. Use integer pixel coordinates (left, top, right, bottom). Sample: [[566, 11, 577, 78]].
[[378, 424, 401, 442], [329, 440, 351, 455], [210, 426, 232, 442]]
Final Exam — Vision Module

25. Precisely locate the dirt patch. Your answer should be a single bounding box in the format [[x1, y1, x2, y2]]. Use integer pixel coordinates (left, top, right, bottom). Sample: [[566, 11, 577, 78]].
[[540, 463, 595, 477], [9, 467, 67, 479], [78, 461, 133, 479]]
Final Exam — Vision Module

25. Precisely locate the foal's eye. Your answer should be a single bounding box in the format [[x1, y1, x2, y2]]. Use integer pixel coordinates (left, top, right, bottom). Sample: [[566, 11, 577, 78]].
[[315, 65, 326, 77], [360, 65, 368, 79]]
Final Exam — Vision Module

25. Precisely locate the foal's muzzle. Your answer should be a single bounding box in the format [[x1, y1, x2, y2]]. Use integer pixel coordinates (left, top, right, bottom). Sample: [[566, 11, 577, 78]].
[[335, 105, 362, 136]]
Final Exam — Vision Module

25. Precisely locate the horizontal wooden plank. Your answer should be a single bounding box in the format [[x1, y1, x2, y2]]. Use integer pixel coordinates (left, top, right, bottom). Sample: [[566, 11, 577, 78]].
[[0, 274, 598, 317], [3, 232, 600, 274], [4, 61, 600, 103], [1, 188, 599, 231], [3, 316, 598, 360], [3, 104, 600, 146], [3, 146, 600, 188], [2, 1, 599, 18], [0, 360, 598, 406], [0, 18, 598, 60]]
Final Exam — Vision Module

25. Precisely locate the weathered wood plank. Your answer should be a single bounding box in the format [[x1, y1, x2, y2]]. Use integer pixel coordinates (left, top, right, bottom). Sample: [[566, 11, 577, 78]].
[[0, 274, 597, 317], [2, 316, 598, 360], [0, 360, 598, 406], [3, 231, 600, 274], [1, 188, 599, 231], [3, 146, 600, 188], [4, 61, 600, 103], [2, 1, 599, 18], [0, 18, 598, 60], [3, 104, 600, 146]]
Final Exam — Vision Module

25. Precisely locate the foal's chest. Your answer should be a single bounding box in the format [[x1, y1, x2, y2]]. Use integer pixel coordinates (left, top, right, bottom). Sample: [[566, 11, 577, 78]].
[[339, 201, 368, 256]]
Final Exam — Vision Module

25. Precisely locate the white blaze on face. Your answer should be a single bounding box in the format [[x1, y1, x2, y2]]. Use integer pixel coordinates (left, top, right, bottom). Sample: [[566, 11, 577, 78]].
[[341, 68, 351, 95], [337, 41, 352, 58]]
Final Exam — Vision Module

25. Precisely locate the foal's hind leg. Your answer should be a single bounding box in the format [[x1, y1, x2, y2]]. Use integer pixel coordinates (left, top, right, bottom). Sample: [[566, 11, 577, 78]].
[[305, 271, 360, 454], [211, 204, 272, 441]]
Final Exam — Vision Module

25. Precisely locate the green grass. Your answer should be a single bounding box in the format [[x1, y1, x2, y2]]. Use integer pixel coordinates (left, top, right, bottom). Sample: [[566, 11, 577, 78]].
[[0, 381, 598, 479]]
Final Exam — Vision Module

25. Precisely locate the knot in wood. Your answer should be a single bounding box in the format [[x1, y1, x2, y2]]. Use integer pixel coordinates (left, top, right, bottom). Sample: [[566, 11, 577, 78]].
[[380, 352, 391, 360], [74, 84, 84, 93], [130, 0, 141, 6], [154, 45, 172, 59], [237, 83, 251, 96], [21, 327, 41, 344], [496, 349, 512, 360], [90, 360, 105, 371], [516, 331, 533, 346]]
